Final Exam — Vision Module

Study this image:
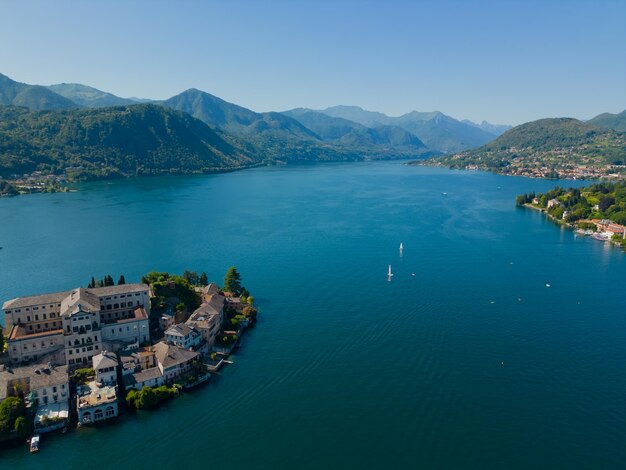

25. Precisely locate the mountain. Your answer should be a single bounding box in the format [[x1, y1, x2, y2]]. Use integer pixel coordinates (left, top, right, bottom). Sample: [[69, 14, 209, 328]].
[[0, 104, 256, 179], [462, 119, 511, 136], [588, 110, 626, 132], [422, 118, 626, 178], [0, 73, 77, 110], [319, 106, 498, 153], [162, 89, 429, 161], [320, 105, 390, 127], [282, 108, 428, 151], [47, 83, 137, 108]]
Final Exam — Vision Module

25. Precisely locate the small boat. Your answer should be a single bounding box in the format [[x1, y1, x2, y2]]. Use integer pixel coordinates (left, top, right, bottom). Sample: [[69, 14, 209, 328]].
[[399, 242, 403, 251], [30, 435, 40, 453], [388, 265, 393, 278], [545, 283, 551, 288], [442, 192, 447, 196]]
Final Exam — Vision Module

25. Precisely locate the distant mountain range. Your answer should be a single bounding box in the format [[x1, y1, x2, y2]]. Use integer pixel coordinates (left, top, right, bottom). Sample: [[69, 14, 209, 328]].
[[47, 83, 139, 108], [316, 105, 507, 153], [0, 73, 77, 110], [1, 71, 624, 182]]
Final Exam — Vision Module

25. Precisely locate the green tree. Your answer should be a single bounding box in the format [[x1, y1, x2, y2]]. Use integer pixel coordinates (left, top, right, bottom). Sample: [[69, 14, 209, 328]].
[[13, 416, 28, 438], [0, 328, 4, 352], [0, 396, 25, 438], [224, 266, 243, 295], [118, 275, 126, 285], [73, 367, 94, 385], [199, 272, 208, 286]]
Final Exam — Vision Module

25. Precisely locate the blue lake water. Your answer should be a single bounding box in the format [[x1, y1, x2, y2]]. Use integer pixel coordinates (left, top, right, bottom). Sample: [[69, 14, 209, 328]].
[[1, 161, 625, 468]]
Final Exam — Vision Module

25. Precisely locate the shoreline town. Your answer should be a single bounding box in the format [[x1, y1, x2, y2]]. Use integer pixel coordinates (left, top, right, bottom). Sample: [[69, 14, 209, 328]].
[[0, 269, 256, 452]]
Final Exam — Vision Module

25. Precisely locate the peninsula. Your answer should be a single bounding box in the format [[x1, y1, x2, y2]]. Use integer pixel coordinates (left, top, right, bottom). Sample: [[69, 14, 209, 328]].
[[0, 267, 257, 450], [416, 117, 626, 180]]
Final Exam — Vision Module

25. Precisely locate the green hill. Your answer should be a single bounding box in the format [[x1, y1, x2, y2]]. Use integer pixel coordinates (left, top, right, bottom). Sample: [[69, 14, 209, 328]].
[[0, 73, 77, 110], [47, 83, 137, 108], [422, 118, 626, 178], [588, 110, 626, 132], [162, 89, 430, 161], [0, 104, 256, 179]]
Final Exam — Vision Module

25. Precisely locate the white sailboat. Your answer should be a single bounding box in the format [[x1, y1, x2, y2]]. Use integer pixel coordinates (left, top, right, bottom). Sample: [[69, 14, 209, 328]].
[[388, 265, 393, 279], [399, 242, 403, 251]]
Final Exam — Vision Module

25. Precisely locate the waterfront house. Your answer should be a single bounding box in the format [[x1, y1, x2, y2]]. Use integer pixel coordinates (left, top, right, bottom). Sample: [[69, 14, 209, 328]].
[[125, 367, 165, 391], [154, 341, 199, 383], [547, 199, 561, 208], [0, 362, 70, 433], [0, 362, 69, 407], [76, 381, 119, 425]]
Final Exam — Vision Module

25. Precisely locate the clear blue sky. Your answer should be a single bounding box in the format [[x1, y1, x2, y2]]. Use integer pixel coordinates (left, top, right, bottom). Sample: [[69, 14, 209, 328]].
[[0, 0, 624, 125]]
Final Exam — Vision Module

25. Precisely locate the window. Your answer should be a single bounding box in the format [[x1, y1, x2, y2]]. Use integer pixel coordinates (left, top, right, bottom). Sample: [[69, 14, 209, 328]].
[[35, 314, 39, 321], [27, 316, 31, 322], [53, 386, 57, 393]]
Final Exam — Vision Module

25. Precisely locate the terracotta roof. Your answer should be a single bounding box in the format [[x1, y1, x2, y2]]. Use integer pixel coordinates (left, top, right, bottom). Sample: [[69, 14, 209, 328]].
[[8, 325, 63, 341]]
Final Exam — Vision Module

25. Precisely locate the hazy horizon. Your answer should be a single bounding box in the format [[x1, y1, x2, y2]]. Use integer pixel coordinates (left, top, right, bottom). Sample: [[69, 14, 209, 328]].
[[1, 0, 625, 125]]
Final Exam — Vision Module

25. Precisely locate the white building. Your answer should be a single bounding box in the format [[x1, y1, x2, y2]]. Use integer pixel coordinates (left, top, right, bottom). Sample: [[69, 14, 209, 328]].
[[185, 294, 224, 350], [3, 284, 151, 369], [76, 381, 118, 425], [154, 342, 199, 383], [164, 323, 202, 349], [93, 351, 119, 386], [0, 362, 69, 408], [0, 363, 70, 433]]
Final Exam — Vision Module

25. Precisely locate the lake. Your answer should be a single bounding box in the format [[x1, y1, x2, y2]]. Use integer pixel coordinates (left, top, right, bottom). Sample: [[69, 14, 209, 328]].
[[1, 161, 625, 468]]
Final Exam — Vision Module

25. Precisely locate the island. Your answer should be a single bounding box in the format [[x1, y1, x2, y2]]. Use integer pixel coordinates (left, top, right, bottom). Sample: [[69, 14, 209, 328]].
[[516, 181, 626, 248], [0, 267, 257, 449]]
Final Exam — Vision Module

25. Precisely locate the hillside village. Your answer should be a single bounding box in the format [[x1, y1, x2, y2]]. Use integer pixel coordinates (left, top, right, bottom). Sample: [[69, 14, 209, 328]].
[[0, 268, 256, 448]]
